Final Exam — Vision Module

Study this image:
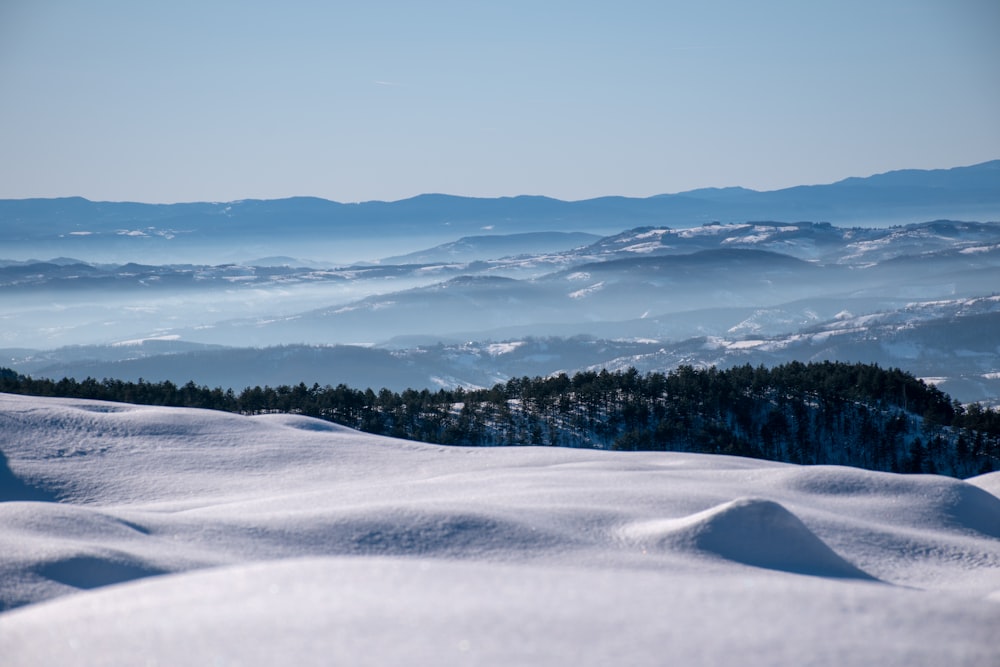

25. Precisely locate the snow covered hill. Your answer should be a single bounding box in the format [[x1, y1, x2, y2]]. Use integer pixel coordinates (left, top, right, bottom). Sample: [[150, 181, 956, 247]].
[[595, 295, 1000, 405], [577, 220, 1000, 264], [1, 393, 998, 665]]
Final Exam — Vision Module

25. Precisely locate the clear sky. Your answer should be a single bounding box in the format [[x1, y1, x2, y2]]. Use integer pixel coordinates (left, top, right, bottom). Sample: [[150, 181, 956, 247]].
[[1, 0, 998, 203]]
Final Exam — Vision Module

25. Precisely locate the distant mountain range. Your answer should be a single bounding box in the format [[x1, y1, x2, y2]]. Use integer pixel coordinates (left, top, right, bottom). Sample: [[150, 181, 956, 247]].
[[2, 160, 998, 263], [3, 217, 999, 404], [135, 219, 997, 348], [2, 161, 999, 405], [3, 219, 997, 292]]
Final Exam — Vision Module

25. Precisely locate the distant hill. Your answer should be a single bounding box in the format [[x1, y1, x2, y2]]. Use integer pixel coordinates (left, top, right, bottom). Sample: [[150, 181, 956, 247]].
[[1, 160, 998, 263], [7, 295, 999, 405]]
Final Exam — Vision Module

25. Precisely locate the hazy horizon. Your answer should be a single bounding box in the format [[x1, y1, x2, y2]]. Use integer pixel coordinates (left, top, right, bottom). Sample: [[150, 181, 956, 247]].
[[0, 157, 996, 206]]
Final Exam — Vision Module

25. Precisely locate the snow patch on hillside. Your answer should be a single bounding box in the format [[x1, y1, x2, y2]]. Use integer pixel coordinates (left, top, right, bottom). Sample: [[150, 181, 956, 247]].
[[111, 334, 181, 347], [568, 282, 605, 299], [485, 341, 525, 356]]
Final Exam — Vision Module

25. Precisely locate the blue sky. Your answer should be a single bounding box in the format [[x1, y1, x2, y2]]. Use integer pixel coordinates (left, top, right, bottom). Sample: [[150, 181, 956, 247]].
[[1, 1, 998, 203]]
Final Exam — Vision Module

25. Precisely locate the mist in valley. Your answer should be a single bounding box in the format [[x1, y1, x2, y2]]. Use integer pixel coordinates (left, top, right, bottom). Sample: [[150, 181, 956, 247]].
[[3, 173, 999, 406]]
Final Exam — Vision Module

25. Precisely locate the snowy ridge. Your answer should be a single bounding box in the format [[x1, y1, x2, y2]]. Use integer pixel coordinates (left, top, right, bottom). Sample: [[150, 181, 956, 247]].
[[578, 220, 1000, 265], [1, 393, 998, 665], [587, 295, 1000, 405]]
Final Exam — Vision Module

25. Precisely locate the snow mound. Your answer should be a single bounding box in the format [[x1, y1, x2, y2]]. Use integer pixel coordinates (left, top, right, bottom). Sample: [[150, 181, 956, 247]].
[[967, 471, 1000, 500], [2, 393, 999, 665], [776, 466, 1000, 539], [250, 412, 359, 432], [623, 497, 874, 579], [0, 502, 187, 610]]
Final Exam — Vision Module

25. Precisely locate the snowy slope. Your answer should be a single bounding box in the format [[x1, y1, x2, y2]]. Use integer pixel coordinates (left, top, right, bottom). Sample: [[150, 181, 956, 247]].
[[1, 393, 998, 666]]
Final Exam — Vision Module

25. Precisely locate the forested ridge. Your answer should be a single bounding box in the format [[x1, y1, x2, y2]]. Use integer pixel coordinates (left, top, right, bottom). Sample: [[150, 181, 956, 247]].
[[2, 361, 998, 477]]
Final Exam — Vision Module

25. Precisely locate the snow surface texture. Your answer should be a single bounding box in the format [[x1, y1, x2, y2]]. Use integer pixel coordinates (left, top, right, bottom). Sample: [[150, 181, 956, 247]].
[[1, 393, 998, 666]]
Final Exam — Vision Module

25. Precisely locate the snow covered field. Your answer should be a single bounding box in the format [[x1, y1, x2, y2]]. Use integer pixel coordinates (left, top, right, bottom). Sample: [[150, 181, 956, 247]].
[[1, 392, 998, 666]]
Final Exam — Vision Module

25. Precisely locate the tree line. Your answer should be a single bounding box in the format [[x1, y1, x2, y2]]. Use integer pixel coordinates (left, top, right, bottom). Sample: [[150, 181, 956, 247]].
[[2, 361, 997, 477]]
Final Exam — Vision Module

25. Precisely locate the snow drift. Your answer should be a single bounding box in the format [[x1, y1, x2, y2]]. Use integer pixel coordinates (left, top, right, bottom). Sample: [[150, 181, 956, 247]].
[[1, 393, 998, 666]]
